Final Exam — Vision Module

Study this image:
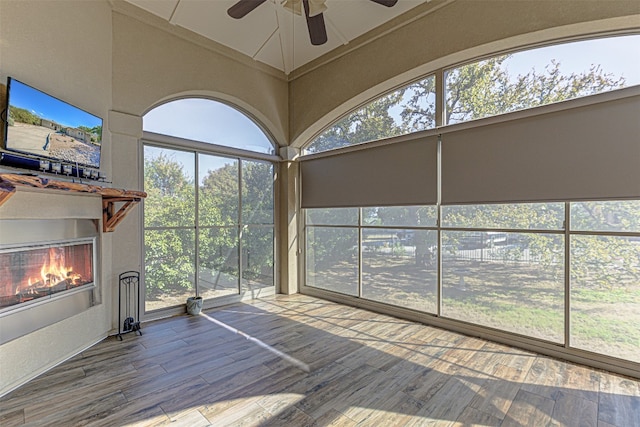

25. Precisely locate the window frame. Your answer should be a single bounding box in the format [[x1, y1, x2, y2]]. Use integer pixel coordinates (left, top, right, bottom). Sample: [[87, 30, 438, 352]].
[[141, 133, 278, 316], [301, 201, 640, 376], [143, 97, 278, 155], [303, 74, 437, 154], [303, 33, 640, 155]]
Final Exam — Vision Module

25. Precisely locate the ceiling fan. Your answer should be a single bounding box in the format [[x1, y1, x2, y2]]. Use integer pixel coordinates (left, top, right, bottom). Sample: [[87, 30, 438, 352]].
[[227, 0, 399, 46]]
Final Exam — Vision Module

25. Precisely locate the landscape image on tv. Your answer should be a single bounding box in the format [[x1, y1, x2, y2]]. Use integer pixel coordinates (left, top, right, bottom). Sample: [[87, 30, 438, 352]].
[[5, 78, 102, 168]]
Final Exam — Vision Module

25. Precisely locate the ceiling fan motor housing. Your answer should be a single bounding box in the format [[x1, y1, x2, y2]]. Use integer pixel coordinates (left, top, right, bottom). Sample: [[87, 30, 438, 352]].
[[227, 0, 397, 46]]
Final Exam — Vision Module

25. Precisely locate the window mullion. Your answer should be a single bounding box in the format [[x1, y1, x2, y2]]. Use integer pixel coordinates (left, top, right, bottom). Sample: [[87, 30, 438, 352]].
[[564, 202, 571, 349], [436, 69, 445, 127], [194, 152, 200, 297], [238, 159, 243, 292], [358, 208, 363, 298]]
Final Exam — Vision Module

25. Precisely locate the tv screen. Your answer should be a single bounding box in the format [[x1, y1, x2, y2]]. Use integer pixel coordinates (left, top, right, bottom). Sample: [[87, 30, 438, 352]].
[[4, 77, 102, 169]]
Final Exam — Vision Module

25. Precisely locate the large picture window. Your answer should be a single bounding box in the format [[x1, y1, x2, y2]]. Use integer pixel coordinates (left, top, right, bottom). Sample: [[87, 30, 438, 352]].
[[305, 206, 439, 313], [441, 204, 566, 343], [301, 34, 640, 371], [570, 201, 640, 363], [144, 146, 275, 312], [304, 202, 640, 365], [143, 98, 275, 312]]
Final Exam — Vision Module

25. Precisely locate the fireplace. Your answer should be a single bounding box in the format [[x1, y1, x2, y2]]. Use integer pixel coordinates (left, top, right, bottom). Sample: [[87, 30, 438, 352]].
[[0, 177, 144, 397], [0, 217, 100, 345], [0, 239, 95, 311]]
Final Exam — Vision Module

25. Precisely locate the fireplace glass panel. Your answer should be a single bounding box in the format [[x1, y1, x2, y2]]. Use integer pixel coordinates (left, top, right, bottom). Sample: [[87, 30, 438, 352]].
[[0, 241, 94, 310]]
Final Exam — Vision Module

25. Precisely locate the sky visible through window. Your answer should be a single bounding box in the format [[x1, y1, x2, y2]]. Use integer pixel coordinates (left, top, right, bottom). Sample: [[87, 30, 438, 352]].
[[504, 35, 640, 85], [143, 98, 274, 155]]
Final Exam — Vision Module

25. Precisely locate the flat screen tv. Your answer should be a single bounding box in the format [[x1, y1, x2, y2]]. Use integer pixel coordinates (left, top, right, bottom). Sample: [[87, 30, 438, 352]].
[[3, 77, 102, 169]]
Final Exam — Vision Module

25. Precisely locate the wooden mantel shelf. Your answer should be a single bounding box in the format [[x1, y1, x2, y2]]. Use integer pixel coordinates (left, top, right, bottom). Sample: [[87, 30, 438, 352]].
[[0, 173, 147, 232]]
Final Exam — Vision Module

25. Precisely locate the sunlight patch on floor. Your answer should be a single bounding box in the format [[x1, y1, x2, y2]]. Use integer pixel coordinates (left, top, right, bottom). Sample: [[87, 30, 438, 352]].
[[200, 312, 311, 373]]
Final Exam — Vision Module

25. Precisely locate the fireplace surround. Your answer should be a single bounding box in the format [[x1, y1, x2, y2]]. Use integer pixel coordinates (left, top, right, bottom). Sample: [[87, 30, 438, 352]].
[[0, 238, 96, 311], [0, 216, 101, 345], [0, 175, 145, 348]]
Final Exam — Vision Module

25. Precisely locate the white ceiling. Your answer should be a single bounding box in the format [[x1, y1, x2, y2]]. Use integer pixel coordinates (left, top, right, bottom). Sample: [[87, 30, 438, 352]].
[[124, 0, 430, 74]]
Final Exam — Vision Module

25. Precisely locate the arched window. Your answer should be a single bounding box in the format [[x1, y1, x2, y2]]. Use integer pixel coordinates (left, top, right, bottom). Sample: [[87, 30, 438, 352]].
[[305, 34, 640, 154], [142, 98, 275, 313], [444, 34, 640, 124], [304, 75, 436, 154], [301, 34, 640, 367], [144, 98, 275, 154]]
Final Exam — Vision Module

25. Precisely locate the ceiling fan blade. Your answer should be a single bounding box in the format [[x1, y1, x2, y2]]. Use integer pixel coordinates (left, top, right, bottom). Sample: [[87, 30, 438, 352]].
[[227, 0, 268, 19], [303, 0, 328, 45], [368, 0, 398, 6]]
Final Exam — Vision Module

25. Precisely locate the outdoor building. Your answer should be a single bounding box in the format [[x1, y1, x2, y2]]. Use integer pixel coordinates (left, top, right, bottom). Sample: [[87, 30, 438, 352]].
[[64, 127, 91, 144], [39, 119, 62, 132]]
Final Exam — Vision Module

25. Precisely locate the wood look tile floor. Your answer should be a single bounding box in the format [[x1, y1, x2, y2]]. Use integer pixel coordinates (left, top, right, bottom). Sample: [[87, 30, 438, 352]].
[[1, 294, 639, 426]]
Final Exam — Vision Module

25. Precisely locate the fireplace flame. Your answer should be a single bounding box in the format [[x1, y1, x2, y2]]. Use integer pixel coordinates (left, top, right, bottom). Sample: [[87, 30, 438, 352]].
[[1, 242, 93, 309], [40, 249, 73, 285], [16, 248, 82, 295]]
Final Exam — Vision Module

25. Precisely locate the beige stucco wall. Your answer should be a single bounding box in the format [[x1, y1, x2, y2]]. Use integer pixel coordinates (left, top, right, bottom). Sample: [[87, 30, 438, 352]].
[[110, 9, 289, 144], [0, 0, 113, 396], [289, 0, 640, 147]]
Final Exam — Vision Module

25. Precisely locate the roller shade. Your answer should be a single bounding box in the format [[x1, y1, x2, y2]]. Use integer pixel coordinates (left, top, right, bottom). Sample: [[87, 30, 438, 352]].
[[441, 94, 640, 204], [301, 137, 438, 208]]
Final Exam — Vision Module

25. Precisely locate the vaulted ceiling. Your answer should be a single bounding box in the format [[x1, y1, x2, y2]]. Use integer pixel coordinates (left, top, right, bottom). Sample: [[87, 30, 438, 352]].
[[124, 0, 430, 74]]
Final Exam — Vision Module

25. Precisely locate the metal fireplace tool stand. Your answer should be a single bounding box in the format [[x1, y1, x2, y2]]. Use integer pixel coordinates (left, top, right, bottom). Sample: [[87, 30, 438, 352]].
[[117, 271, 142, 340]]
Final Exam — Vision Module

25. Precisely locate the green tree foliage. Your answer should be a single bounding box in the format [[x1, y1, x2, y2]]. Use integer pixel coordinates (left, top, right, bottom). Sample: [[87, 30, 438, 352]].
[[8, 106, 40, 125], [307, 227, 358, 270], [306, 208, 359, 265], [509, 62, 625, 113], [443, 56, 518, 124], [572, 201, 640, 232], [77, 125, 102, 142], [144, 152, 194, 227], [308, 53, 625, 153], [198, 162, 238, 283], [307, 90, 406, 153], [242, 161, 274, 225], [443, 203, 565, 230], [570, 202, 640, 289], [200, 161, 239, 226], [198, 159, 275, 286], [400, 78, 437, 131], [198, 227, 238, 287], [144, 151, 275, 298], [241, 161, 275, 285], [144, 152, 196, 297], [402, 55, 626, 128]]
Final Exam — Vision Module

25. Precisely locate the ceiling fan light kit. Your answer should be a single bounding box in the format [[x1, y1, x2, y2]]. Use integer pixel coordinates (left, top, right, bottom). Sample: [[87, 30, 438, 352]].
[[227, 0, 398, 46], [282, 0, 327, 17], [281, 0, 302, 15]]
